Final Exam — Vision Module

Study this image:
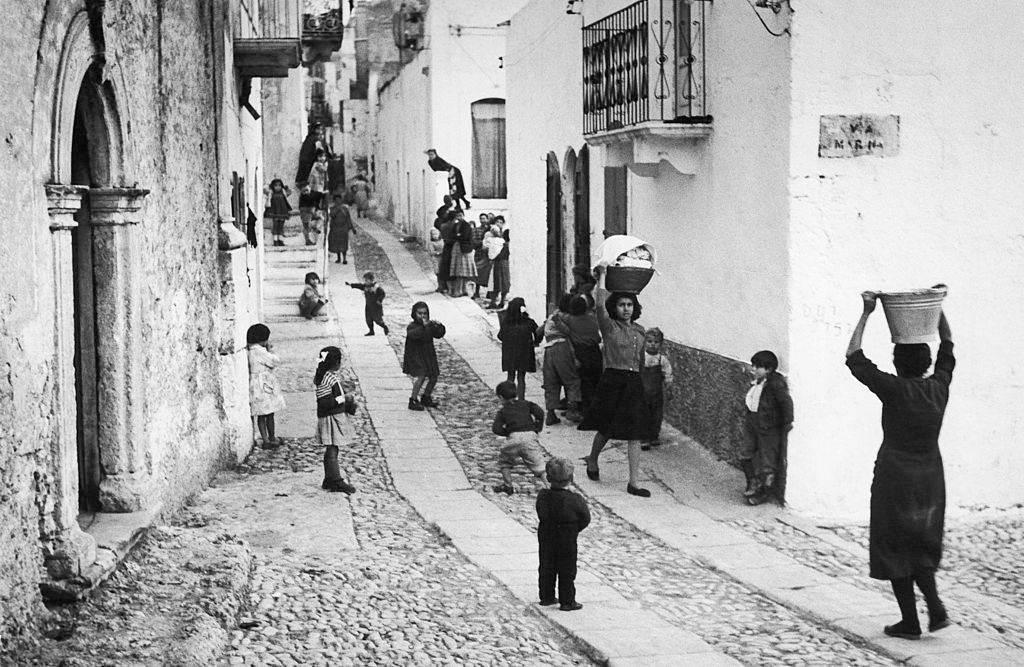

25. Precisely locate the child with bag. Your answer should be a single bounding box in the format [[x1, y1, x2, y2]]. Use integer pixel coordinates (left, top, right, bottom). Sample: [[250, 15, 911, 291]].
[[314, 346, 357, 494]]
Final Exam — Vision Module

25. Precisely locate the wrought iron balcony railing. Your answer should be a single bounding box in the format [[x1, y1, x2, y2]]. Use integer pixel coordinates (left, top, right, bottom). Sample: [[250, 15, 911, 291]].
[[233, 0, 303, 77], [582, 0, 710, 135], [302, 2, 345, 65]]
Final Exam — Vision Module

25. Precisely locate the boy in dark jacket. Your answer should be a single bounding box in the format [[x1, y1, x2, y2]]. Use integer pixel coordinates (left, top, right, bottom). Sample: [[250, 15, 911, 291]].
[[346, 271, 389, 336], [741, 350, 794, 506], [491, 380, 546, 494], [536, 456, 590, 611]]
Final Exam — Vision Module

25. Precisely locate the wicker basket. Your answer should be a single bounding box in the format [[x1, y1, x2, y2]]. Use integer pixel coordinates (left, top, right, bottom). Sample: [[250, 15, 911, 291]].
[[605, 266, 654, 294]]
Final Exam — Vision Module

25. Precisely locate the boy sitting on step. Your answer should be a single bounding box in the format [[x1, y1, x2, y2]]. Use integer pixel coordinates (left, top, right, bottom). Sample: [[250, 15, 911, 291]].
[[491, 380, 547, 495]]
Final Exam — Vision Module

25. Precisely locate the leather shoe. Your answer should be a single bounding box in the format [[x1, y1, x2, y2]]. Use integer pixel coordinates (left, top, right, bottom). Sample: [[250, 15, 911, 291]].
[[559, 602, 583, 611], [539, 598, 558, 606], [627, 484, 651, 497], [884, 621, 921, 640], [929, 616, 950, 633], [584, 459, 599, 481]]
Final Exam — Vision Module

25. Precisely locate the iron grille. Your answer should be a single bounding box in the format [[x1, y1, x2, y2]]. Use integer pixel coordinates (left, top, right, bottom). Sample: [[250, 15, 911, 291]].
[[582, 0, 709, 135]]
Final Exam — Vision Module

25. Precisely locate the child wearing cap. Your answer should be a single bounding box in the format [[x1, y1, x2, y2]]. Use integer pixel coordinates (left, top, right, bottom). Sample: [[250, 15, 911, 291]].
[[536, 456, 590, 611]]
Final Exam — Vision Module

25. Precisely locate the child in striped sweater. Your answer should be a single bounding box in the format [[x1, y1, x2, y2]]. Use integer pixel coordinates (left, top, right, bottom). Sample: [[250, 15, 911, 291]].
[[315, 346, 357, 494]]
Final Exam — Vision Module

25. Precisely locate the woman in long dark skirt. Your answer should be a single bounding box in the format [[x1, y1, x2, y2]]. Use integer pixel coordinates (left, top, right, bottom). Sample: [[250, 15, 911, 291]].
[[582, 265, 652, 497], [846, 289, 954, 640]]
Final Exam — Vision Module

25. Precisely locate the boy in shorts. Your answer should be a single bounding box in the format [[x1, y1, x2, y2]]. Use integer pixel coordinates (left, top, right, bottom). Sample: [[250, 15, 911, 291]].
[[491, 380, 547, 494]]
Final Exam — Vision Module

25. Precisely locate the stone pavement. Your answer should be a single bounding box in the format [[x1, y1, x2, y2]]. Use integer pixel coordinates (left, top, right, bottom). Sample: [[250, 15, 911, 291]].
[[20, 217, 1024, 666], [338, 215, 1024, 666]]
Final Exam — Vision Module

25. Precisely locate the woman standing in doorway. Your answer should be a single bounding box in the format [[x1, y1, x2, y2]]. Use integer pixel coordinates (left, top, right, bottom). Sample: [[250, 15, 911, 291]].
[[845, 289, 954, 640]]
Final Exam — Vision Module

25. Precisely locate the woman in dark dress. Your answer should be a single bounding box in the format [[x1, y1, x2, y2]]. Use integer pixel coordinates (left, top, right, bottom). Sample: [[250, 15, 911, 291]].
[[327, 195, 355, 264], [583, 265, 652, 498], [846, 290, 954, 640]]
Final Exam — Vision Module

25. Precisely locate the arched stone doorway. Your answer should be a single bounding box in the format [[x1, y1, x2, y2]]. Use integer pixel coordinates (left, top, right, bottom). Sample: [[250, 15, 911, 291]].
[[37, 3, 149, 582], [545, 152, 564, 312]]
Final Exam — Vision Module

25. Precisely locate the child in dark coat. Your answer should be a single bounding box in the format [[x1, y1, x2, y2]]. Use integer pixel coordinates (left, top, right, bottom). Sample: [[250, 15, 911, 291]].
[[346, 271, 389, 336], [497, 297, 541, 400], [741, 350, 794, 506], [402, 301, 446, 411], [536, 456, 590, 611]]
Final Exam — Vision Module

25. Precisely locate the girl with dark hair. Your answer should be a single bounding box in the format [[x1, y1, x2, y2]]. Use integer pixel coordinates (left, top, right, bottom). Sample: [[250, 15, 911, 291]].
[[263, 178, 292, 247], [314, 346, 357, 494], [403, 301, 446, 410], [741, 349, 793, 506], [583, 266, 652, 497], [246, 323, 285, 448], [498, 297, 541, 401], [846, 289, 955, 641], [298, 272, 328, 319]]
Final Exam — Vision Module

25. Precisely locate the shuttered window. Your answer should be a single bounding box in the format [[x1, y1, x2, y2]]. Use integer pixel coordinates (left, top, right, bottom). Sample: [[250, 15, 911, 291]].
[[471, 99, 507, 199]]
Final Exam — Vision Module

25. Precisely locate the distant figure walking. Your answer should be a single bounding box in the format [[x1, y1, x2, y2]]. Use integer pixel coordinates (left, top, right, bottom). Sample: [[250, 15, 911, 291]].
[[846, 289, 954, 641], [327, 194, 355, 264], [536, 457, 590, 612]]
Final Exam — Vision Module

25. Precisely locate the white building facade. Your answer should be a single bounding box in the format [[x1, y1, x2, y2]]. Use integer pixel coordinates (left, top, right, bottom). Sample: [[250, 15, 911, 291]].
[[369, 0, 528, 243], [507, 0, 1024, 518]]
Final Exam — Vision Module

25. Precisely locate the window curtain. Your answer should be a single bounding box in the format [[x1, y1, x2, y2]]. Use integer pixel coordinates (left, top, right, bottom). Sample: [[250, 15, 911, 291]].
[[471, 101, 507, 198]]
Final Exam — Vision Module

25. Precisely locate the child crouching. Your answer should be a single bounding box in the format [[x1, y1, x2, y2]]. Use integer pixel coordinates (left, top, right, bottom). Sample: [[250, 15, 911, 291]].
[[491, 380, 546, 495], [537, 457, 590, 611]]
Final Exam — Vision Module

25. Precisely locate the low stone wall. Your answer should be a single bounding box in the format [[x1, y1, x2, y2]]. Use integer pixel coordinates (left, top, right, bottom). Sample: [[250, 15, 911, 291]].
[[661, 340, 755, 466]]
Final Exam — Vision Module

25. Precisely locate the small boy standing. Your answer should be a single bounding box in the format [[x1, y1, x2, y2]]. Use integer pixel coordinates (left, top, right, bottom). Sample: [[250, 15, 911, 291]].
[[346, 271, 390, 336], [536, 457, 590, 611], [491, 380, 547, 495], [640, 327, 674, 450], [742, 350, 794, 506]]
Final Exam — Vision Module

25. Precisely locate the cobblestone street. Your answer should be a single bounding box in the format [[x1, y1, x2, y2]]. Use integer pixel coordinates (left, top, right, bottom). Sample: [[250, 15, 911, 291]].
[[20, 218, 1024, 666]]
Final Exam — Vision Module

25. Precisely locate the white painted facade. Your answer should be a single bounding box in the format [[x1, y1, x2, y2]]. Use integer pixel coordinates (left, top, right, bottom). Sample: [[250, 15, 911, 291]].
[[372, 0, 528, 243], [507, 0, 1024, 518]]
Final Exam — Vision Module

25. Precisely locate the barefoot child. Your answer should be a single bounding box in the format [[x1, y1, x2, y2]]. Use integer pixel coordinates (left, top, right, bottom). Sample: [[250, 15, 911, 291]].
[[537, 457, 590, 611], [346, 271, 389, 336], [402, 301, 446, 411], [246, 323, 285, 448], [640, 327, 673, 450], [491, 380, 547, 495], [298, 271, 328, 319], [314, 346, 357, 494]]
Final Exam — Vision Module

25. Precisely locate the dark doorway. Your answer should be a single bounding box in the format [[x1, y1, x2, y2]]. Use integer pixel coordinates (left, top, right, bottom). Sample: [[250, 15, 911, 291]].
[[70, 76, 103, 513], [573, 145, 591, 270], [546, 152, 564, 312], [603, 165, 627, 237]]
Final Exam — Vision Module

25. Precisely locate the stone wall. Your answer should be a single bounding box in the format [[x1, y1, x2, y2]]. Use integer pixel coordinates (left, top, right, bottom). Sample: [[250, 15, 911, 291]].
[[0, 0, 252, 651], [661, 340, 755, 465]]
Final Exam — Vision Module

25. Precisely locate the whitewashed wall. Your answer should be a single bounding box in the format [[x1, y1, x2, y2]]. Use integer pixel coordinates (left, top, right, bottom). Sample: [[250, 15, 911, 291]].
[[785, 2, 1024, 518], [506, 1, 584, 314]]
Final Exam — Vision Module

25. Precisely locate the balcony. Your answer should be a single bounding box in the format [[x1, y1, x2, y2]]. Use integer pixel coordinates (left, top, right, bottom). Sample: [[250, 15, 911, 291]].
[[582, 0, 711, 140], [233, 0, 303, 78], [302, 2, 345, 66]]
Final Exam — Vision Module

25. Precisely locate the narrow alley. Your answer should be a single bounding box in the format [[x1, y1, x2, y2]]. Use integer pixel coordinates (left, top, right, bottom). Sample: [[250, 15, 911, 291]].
[[22, 216, 1024, 666]]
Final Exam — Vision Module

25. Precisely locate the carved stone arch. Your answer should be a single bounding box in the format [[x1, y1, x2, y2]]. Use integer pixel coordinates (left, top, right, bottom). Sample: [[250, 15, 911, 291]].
[[35, 2, 134, 187]]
